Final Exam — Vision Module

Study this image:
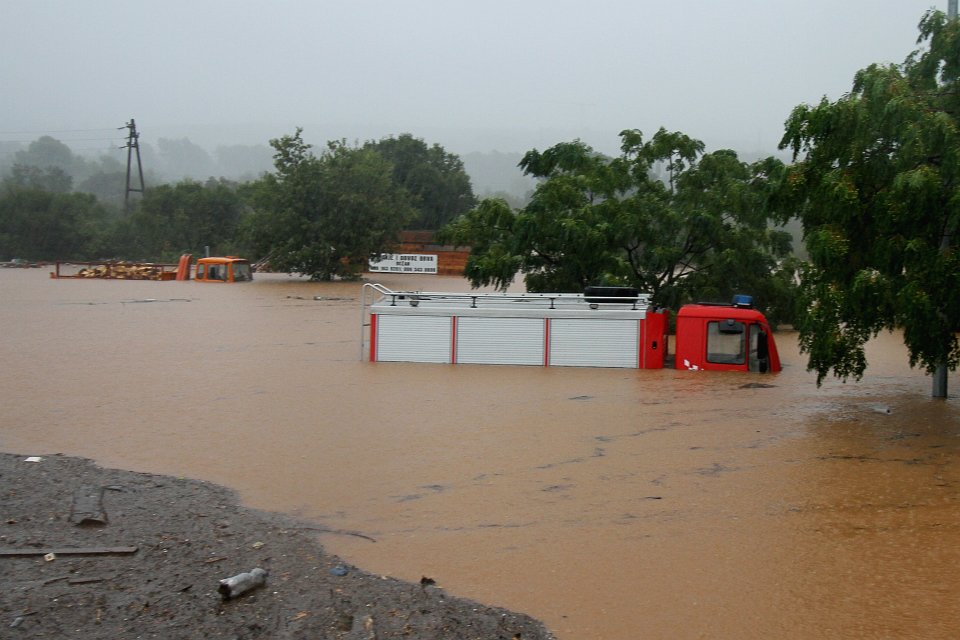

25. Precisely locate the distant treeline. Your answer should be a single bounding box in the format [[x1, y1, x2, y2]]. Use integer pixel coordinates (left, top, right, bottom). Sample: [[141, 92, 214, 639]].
[[0, 135, 538, 210], [0, 132, 479, 268]]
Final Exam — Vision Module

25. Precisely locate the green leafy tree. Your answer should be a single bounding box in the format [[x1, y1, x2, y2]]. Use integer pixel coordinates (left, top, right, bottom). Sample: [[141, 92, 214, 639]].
[[777, 10, 960, 391], [13, 136, 87, 178], [122, 178, 245, 261], [442, 129, 794, 319], [4, 137, 135, 202], [0, 182, 109, 260], [364, 133, 476, 229], [244, 129, 415, 280], [76, 170, 127, 208], [74, 153, 127, 206], [8, 164, 73, 193]]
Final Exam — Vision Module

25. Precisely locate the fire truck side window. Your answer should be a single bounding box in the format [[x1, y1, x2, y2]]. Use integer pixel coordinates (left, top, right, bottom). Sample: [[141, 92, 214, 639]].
[[706, 320, 746, 365], [749, 325, 770, 373], [232, 263, 251, 281]]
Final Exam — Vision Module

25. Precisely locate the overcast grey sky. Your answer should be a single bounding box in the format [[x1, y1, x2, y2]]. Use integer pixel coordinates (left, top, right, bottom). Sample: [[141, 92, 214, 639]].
[[0, 1, 945, 156]]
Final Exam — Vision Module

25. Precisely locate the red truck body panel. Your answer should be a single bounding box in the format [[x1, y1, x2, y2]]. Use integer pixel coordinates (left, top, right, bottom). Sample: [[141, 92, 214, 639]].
[[639, 309, 669, 369]]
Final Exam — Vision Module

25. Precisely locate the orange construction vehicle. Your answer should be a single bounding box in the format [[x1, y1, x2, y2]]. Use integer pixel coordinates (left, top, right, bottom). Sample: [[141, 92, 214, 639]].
[[191, 256, 253, 283]]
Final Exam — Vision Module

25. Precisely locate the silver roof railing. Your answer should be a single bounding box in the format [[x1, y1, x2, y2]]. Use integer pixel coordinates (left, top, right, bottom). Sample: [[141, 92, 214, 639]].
[[360, 283, 653, 358], [362, 283, 650, 310]]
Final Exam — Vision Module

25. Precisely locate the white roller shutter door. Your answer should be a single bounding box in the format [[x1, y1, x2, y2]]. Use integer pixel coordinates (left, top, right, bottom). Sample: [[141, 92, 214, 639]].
[[457, 317, 544, 365], [550, 318, 638, 368], [376, 315, 451, 363]]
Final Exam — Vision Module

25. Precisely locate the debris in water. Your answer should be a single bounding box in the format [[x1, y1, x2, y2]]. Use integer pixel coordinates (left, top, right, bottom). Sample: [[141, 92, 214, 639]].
[[218, 567, 268, 599], [70, 484, 108, 526]]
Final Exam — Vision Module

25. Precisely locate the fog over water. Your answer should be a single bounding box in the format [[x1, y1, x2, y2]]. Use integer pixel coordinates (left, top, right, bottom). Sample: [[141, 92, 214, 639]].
[[2, 270, 958, 639], [0, 1, 946, 157]]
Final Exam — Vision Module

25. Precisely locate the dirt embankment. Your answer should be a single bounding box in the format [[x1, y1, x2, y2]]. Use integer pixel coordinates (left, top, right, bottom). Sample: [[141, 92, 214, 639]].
[[0, 453, 554, 639]]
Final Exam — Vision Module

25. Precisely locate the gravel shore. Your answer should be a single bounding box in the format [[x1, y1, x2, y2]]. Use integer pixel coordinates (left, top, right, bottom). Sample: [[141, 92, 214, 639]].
[[0, 452, 554, 639]]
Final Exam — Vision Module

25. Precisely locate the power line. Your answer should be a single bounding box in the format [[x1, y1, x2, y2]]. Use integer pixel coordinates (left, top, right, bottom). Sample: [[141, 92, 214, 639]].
[[63, 146, 128, 152], [0, 126, 128, 149], [0, 128, 119, 136], [0, 137, 124, 144]]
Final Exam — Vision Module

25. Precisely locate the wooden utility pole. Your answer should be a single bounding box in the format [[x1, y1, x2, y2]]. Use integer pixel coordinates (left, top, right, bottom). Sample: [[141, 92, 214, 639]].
[[122, 118, 145, 213]]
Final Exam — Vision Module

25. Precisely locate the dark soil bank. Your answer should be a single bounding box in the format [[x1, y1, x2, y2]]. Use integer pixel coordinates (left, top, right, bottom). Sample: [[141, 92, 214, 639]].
[[0, 453, 554, 639]]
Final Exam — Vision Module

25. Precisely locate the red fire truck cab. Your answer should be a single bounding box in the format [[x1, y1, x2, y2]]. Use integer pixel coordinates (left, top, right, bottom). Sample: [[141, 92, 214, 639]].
[[674, 298, 781, 373]]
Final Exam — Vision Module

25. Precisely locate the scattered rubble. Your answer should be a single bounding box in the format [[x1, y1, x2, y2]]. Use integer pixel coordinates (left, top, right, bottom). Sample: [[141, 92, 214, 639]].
[[0, 453, 555, 639]]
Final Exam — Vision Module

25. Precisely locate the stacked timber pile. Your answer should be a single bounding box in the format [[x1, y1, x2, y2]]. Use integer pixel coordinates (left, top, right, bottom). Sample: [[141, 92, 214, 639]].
[[76, 262, 167, 280]]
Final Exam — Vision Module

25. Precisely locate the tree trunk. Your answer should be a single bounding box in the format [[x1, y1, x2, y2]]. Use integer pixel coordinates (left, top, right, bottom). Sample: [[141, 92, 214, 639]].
[[933, 364, 948, 398]]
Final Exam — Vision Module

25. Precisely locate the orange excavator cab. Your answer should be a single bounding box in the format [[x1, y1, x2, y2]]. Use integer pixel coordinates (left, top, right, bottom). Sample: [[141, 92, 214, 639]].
[[193, 257, 253, 283]]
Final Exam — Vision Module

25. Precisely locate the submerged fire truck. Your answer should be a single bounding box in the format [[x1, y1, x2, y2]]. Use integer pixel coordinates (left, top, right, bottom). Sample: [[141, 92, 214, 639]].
[[361, 284, 781, 373]]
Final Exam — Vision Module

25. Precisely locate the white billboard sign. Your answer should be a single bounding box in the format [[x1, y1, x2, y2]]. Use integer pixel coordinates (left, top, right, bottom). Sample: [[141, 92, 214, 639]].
[[369, 253, 438, 274]]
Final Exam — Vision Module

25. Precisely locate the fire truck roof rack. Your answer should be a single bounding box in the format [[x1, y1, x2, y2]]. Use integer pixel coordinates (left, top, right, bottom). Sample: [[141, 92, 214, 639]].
[[362, 283, 652, 310]]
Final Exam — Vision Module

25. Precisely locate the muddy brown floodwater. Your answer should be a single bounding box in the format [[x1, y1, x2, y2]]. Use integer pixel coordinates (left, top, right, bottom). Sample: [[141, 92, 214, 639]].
[[2, 269, 959, 639]]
